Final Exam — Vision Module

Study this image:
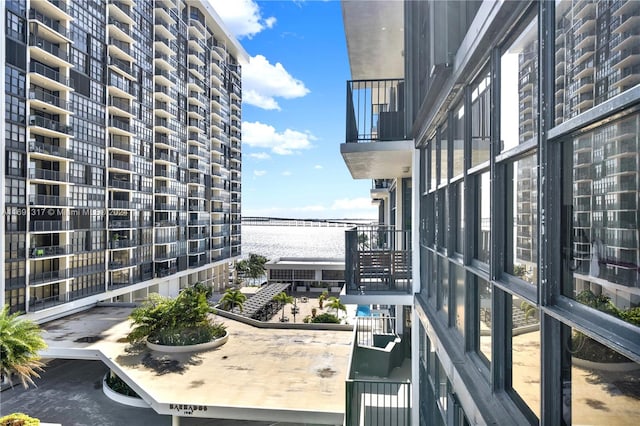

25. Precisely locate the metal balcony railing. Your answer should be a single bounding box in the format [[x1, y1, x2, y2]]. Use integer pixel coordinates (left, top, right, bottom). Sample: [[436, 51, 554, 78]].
[[345, 380, 411, 426], [345, 226, 412, 294], [346, 79, 407, 143]]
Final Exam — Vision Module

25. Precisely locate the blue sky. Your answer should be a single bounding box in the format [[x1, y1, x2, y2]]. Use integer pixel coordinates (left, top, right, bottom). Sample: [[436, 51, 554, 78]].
[[208, 0, 377, 219]]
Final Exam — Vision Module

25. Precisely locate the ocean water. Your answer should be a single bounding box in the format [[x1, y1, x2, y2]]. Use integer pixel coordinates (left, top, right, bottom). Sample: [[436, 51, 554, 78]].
[[241, 225, 346, 260]]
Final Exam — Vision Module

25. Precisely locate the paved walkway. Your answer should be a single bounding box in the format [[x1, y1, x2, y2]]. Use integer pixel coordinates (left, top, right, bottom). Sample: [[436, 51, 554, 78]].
[[266, 293, 352, 325]]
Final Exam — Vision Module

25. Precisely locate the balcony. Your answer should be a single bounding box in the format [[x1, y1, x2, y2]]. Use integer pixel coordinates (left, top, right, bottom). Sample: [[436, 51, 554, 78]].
[[345, 315, 411, 426], [343, 226, 412, 305], [29, 115, 73, 135], [341, 79, 412, 179]]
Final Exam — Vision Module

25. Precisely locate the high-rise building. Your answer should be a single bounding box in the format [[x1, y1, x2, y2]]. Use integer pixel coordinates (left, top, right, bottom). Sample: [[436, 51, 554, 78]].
[[339, 0, 640, 424], [1, 0, 247, 321]]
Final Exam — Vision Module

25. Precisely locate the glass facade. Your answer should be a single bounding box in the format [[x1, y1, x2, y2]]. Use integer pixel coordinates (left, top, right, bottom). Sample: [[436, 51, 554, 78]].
[[2, 0, 245, 315], [410, 1, 640, 425]]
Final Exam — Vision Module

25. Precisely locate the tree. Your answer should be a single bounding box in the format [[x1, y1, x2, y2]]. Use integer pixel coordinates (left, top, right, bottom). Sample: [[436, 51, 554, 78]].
[[236, 253, 269, 286], [327, 297, 347, 319], [0, 306, 47, 389], [272, 292, 294, 322], [219, 288, 247, 313]]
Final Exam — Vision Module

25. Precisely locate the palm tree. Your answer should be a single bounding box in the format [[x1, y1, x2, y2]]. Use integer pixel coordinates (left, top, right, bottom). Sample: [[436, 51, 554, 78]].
[[272, 292, 294, 322], [327, 297, 347, 319], [246, 253, 268, 286], [0, 306, 47, 388], [219, 288, 247, 313]]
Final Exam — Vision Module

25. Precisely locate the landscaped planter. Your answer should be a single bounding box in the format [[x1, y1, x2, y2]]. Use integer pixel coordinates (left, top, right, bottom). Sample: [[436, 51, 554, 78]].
[[296, 286, 307, 292], [102, 373, 149, 408], [309, 287, 327, 293], [330, 287, 342, 293], [146, 330, 229, 353]]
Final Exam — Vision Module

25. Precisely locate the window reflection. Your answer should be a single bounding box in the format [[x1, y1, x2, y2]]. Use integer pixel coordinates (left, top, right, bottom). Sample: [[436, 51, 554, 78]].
[[471, 70, 490, 167], [440, 123, 449, 185], [562, 113, 639, 329], [510, 294, 540, 419], [456, 182, 464, 254], [453, 103, 464, 178], [475, 172, 490, 263], [453, 263, 465, 337], [563, 326, 640, 425], [555, 0, 640, 124], [440, 256, 449, 315], [507, 156, 538, 285], [477, 277, 492, 364], [501, 17, 538, 152]]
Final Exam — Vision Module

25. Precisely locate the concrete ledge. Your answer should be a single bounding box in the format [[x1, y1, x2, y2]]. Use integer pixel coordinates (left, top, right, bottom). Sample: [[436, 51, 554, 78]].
[[102, 374, 150, 408], [146, 331, 229, 353]]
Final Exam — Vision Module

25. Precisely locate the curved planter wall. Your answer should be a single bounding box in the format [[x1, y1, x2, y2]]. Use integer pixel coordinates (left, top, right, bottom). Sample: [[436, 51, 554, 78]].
[[146, 331, 229, 353], [572, 357, 640, 372], [102, 374, 150, 408]]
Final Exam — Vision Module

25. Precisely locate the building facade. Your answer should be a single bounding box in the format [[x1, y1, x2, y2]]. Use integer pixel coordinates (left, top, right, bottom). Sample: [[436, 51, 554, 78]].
[[2, 0, 247, 321], [340, 0, 640, 424]]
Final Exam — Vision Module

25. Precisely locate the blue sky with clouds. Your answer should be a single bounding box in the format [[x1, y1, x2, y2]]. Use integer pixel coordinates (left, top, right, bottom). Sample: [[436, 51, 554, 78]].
[[208, 0, 377, 219]]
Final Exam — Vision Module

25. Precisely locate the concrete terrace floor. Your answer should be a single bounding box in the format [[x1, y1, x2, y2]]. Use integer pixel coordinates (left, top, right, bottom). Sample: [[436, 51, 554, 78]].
[[24, 306, 353, 425]]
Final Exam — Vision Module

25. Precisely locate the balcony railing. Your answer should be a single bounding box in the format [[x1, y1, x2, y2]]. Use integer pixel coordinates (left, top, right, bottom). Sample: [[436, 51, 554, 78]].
[[345, 380, 411, 426], [346, 79, 407, 143], [346, 315, 411, 425], [345, 226, 412, 294]]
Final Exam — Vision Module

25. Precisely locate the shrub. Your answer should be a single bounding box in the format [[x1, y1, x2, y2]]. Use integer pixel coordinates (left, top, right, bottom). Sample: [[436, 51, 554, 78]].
[[620, 307, 640, 326], [128, 285, 224, 346], [311, 313, 341, 324], [0, 413, 40, 426], [105, 374, 140, 398]]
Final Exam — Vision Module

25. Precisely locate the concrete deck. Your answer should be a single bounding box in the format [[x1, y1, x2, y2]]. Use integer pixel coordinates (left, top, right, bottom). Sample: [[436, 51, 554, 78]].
[[39, 306, 353, 424]]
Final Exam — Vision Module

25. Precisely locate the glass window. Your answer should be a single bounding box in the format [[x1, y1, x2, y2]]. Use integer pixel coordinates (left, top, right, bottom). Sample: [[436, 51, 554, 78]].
[[510, 294, 540, 419], [471, 69, 491, 167], [477, 277, 492, 364], [561, 113, 639, 329], [501, 16, 538, 152], [453, 263, 465, 337], [475, 172, 490, 263], [429, 139, 437, 190], [563, 326, 640, 425], [456, 182, 464, 254], [453, 102, 464, 178], [437, 189, 448, 252], [555, 0, 640, 124], [506, 155, 538, 285], [439, 122, 449, 185], [429, 250, 437, 303], [439, 256, 449, 315]]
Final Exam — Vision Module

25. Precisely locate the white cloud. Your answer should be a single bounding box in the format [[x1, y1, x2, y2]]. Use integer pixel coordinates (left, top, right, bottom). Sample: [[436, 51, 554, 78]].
[[243, 55, 310, 110], [281, 171, 292, 176], [314, 165, 323, 170], [243, 121, 314, 155], [207, 0, 275, 39], [249, 152, 271, 160], [253, 170, 267, 177]]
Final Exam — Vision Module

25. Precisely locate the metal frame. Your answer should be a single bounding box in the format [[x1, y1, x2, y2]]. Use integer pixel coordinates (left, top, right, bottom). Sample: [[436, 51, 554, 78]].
[[414, 0, 640, 425]]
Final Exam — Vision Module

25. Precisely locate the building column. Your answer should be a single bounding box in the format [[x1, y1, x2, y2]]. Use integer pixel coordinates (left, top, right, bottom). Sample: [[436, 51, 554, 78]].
[[171, 415, 180, 426]]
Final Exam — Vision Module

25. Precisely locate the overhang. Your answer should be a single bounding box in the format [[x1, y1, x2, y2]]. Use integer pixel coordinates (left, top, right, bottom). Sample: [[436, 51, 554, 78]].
[[340, 140, 413, 180], [341, 0, 404, 80]]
